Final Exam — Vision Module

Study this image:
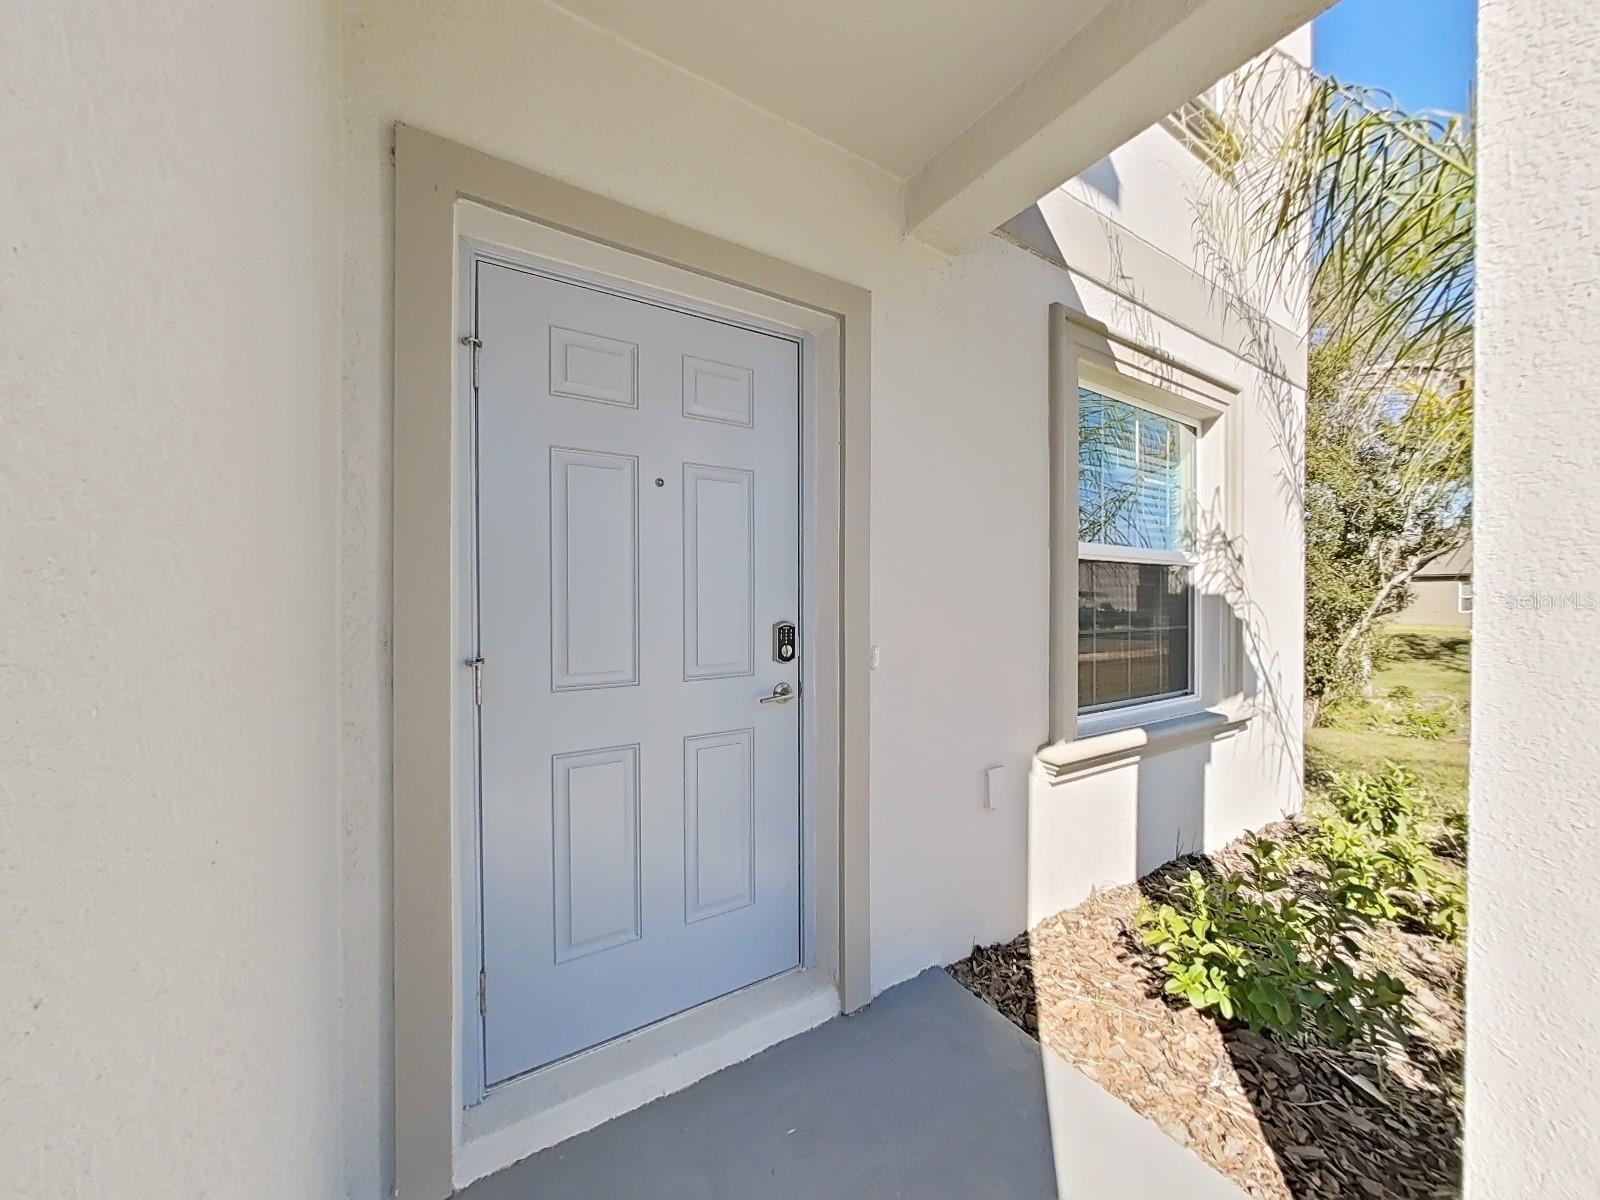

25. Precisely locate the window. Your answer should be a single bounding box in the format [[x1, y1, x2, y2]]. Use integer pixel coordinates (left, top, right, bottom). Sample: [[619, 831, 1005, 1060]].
[[1458, 581, 1473, 614], [1046, 305, 1244, 746], [1077, 387, 1196, 713]]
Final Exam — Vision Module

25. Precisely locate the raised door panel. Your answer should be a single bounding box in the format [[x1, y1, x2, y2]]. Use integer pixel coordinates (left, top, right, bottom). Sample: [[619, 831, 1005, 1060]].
[[683, 729, 756, 922], [552, 744, 642, 962], [682, 464, 754, 680], [550, 448, 639, 690], [549, 326, 639, 408], [682, 354, 755, 427]]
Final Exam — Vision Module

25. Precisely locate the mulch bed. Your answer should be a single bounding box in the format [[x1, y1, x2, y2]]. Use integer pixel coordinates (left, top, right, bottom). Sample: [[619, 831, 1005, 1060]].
[[948, 821, 1463, 1200]]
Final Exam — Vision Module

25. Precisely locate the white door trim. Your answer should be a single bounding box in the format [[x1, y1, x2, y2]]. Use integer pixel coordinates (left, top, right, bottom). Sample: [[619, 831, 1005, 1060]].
[[392, 124, 871, 1200]]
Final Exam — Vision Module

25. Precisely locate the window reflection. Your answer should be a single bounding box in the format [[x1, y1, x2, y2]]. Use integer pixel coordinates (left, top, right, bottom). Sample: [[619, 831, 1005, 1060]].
[[1077, 561, 1191, 709]]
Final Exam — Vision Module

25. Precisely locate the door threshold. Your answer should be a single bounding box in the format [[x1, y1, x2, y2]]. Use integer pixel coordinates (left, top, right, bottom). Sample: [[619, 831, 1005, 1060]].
[[456, 968, 840, 1190]]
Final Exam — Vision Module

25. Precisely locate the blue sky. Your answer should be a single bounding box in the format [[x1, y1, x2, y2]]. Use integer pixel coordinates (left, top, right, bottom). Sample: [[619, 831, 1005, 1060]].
[[1313, 0, 1477, 115]]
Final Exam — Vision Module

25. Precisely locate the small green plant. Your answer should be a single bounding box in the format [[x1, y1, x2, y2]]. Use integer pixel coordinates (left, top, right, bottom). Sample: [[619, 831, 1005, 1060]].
[[1139, 762, 1466, 1039], [1386, 684, 1416, 703], [1137, 837, 1408, 1042], [1327, 762, 1423, 835], [1394, 699, 1455, 741], [1416, 869, 1466, 942], [1321, 764, 1465, 942], [1310, 817, 1402, 921], [1312, 816, 1464, 940]]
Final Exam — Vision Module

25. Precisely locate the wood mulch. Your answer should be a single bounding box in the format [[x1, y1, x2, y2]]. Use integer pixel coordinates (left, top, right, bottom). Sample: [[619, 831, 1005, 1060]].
[[948, 821, 1463, 1200]]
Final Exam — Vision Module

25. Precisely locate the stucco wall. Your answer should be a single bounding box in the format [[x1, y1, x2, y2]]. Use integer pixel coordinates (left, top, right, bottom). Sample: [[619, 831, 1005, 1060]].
[[1059, 26, 1313, 339], [2, 3, 343, 1199], [339, 5, 1304, 1194], [1470, 2, 1600, 1195]]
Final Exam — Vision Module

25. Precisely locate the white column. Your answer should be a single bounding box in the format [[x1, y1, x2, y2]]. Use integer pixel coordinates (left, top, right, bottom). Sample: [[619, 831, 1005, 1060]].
[[1470, 3, 1600, 1196]]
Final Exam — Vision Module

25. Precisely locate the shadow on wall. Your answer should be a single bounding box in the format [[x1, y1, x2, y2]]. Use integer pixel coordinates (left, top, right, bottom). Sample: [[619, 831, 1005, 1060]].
[[1133, 739, 1214, 876], [1004, 196, 1306, 803], [1196, 507, 1301, 793], [1093, 191, 1307, 798], [1078, 156, 1123, 206]]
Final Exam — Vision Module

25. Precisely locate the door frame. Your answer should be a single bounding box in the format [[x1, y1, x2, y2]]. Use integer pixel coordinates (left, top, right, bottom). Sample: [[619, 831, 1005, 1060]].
[[394, 125, 871, 1200]]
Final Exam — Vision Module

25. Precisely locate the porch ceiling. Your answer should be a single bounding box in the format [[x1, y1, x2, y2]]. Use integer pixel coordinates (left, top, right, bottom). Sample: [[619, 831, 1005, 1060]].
[[550, 0, 1336, 252], [548, 0, 1114, 177]]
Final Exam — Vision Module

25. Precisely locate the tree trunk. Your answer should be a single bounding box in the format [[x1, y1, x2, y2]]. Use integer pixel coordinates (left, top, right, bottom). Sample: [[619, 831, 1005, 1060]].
[[1325, 554, 1427, 702]]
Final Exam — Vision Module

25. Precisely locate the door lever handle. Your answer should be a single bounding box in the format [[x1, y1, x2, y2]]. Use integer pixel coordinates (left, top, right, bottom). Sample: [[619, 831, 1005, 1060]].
[[759, 682, 796, 705]]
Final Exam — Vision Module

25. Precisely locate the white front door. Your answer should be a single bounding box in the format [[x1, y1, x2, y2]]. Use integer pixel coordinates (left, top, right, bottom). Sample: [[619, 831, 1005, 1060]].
[[473, 259, 803, 1085]]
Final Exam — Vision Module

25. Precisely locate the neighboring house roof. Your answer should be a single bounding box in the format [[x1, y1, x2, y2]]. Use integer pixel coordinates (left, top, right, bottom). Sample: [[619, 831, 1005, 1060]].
[[1417, 538, 1472, 580]]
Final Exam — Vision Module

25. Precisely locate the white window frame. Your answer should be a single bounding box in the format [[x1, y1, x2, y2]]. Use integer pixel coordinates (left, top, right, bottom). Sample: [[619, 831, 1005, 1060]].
[[1047, 304, 1248, 747], [1458, 580, 1474, 614], [1075, 382, 1200, 721]]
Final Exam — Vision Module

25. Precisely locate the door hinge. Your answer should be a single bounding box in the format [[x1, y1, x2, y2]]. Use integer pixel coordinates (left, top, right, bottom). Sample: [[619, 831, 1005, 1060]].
[[461, 333, 482, 390], [477, 969, 488, 1016], [467, 656, 485, 707]]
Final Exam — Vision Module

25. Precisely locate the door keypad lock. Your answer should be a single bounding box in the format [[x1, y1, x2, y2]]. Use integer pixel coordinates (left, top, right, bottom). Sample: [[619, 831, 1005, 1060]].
[[772, 621, 797, 664]]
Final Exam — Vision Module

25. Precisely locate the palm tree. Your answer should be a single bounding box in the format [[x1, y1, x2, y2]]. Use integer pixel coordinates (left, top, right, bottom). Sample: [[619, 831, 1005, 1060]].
[[1254, 74, 1474, 377], [1212, 61, 1475, 719]]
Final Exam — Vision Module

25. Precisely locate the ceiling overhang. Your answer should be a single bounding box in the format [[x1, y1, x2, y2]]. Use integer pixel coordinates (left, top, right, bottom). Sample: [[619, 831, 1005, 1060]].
[[549, 0, 1337, 253], [904, 0, 1338, 251]]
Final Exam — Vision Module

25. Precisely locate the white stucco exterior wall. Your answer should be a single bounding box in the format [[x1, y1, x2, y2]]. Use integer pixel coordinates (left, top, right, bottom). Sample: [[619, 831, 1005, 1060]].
[[1, 3, 343, 1198], [1469, 3, 1600, 1196], [1058, 27, 1313, 339], [339, 5, 1304, 1193]]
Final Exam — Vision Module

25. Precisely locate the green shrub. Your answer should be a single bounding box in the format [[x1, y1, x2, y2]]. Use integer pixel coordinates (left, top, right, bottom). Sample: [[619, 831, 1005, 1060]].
[[1327, 762, 1423, 835], [1137, 837, 1408, 1042], [1322, 763, 1465, 942], [1138, 764, 1466, 1040], [1416, 868, 1466, 942], [1311, 816, 1464, 942], [1394, 700, 1456, 740]]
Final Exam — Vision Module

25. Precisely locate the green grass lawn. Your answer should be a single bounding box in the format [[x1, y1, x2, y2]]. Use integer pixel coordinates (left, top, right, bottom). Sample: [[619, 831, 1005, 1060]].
[[1373, 626, 1470, 700], [1307, 625, 1470, 811]]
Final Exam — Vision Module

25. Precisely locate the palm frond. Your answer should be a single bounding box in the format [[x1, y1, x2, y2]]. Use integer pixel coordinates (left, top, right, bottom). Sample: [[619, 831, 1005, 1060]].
[[1222, 64, 1475, 378]]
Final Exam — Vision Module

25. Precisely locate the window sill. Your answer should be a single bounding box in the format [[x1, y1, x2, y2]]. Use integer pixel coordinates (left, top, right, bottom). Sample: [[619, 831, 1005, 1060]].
[[1036, 701, 1252, 784], [1076, 693, 1205, 739]]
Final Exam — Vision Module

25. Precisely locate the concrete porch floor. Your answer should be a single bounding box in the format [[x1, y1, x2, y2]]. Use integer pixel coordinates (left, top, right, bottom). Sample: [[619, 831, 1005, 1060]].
[[459, 968, 1248, 1199]]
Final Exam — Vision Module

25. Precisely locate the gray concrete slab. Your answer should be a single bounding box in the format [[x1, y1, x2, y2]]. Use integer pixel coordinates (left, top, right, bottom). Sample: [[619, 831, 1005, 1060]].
[[459, 968, 1249, 1199]]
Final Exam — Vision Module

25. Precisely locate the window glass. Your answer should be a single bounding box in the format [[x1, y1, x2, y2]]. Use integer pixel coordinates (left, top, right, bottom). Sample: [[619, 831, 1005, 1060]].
[[1077, 389, 1191, 551], [1077, 561, 1192, 709], [1077, 387, 1197, 713]]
